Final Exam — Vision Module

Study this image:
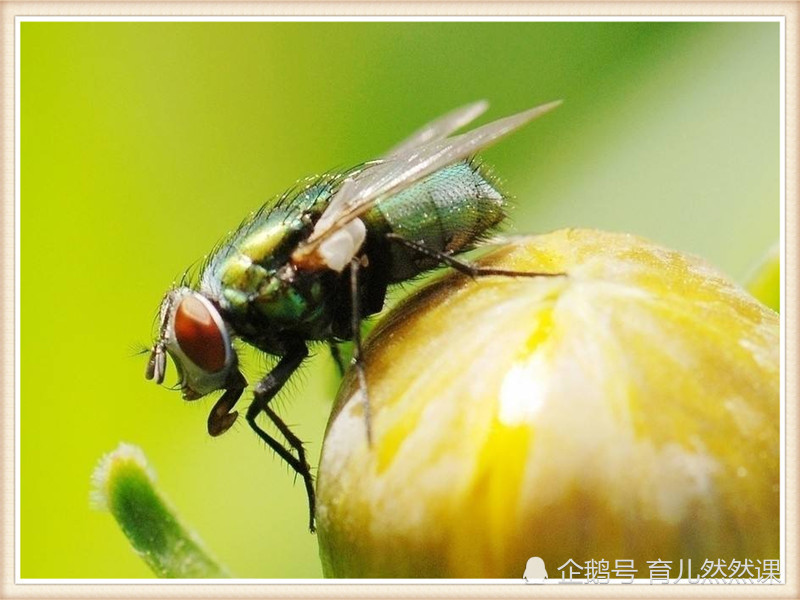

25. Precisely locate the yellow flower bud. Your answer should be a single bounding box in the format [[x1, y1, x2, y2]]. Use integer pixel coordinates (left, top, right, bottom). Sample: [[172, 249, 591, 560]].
[[317, 229, 779, 579]]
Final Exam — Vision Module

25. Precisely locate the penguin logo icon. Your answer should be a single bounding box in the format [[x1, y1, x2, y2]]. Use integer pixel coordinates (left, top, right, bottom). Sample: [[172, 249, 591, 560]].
[[523, 556, 548, 583]]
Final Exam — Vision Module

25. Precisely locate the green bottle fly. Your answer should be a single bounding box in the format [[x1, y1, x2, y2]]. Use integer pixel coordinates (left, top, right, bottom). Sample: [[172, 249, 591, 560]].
[[146, 100, 562, 532]]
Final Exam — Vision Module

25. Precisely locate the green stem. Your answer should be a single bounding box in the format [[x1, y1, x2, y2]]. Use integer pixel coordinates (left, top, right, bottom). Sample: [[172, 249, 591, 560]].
[[91, 443, 231, 578]]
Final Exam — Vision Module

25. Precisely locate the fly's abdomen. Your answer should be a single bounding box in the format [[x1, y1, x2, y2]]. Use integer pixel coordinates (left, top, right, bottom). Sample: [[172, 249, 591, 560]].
[[364, 161, 505, 282]]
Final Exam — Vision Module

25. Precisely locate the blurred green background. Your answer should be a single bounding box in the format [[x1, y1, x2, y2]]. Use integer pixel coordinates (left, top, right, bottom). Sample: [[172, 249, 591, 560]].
[[21, 21, 779, 578]]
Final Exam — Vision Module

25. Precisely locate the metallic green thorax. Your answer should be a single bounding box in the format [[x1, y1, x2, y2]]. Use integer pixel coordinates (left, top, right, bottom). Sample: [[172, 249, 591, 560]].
[[200, 179, 336, 346], [199, 161, 505, 350]]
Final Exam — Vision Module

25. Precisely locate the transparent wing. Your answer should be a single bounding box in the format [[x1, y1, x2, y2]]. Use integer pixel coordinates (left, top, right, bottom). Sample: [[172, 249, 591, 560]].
[[301, 100, 562, 253], [383, 100, 489, 157], [315, 101, 490, 234]]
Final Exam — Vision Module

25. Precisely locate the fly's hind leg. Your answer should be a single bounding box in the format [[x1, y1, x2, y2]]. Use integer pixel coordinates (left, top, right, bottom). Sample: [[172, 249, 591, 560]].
[[246, 344, 317, 532], [385, 233, 565, 279], [348, 256, 373, 445]]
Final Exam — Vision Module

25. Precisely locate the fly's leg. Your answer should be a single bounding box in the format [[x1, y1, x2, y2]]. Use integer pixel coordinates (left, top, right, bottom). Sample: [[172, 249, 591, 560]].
[[385, 233, 566, 279], [256, 404, 317, 531], [245, 345, 317, 532], [349, 256, 373, 445], [329, 342, 347, 377], [207, 369, 247, 436]]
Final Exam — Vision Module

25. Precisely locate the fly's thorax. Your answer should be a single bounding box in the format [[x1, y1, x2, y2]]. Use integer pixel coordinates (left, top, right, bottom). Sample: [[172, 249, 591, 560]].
[[210, 264, 336, 353], [146, 288, 237, 399], [363, 161, 506, 282], [198, 179, 337, 307], [257, 268, 334, 336]]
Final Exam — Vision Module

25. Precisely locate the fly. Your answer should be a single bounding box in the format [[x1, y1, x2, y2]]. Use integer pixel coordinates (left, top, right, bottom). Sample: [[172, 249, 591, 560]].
[[145, 100, 562, 532]]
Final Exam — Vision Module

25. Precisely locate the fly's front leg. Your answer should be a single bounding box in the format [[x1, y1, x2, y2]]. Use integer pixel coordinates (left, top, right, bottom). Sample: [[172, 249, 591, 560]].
[[245, 345, 316, 532], [385, 233, 565, 279], [207, 369, 247, 437], [349, 256, 373, 445]]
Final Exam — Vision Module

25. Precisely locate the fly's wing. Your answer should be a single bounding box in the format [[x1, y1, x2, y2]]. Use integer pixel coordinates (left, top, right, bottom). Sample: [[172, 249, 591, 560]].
[[383, 100, 489, 157], [298, 100, 561, 254], [315, 101, 490, 235]]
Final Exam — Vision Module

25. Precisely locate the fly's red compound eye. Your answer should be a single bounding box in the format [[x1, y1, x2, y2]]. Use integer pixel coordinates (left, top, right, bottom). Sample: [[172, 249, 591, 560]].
[[174, 296, 227, 373]]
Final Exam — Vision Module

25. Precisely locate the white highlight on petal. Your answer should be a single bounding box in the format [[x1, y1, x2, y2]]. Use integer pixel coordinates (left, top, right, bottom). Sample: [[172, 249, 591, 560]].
[[498, 353, 549, 426], [644, 442, 719, 524], [318, 218, 367, 272]]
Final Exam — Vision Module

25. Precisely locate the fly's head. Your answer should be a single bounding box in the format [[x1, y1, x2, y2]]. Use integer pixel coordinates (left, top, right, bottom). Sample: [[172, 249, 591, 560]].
[[145, 287, 237, 400]]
